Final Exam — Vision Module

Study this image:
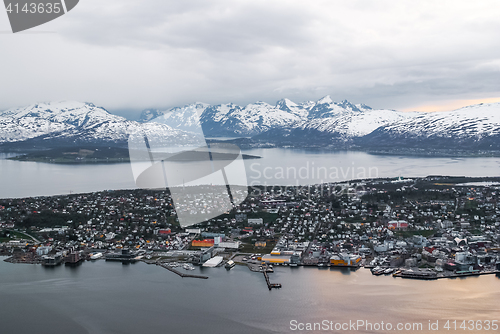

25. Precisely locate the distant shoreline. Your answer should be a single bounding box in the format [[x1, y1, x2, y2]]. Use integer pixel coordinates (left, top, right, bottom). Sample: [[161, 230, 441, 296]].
[[3, 144, 500, 159], [7, 148, 261, 164]]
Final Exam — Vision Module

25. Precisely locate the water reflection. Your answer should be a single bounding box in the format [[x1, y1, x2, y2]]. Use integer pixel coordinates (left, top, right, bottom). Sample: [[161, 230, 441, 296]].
[[1, 259, 500, 334], [2, 149, 500, 198]]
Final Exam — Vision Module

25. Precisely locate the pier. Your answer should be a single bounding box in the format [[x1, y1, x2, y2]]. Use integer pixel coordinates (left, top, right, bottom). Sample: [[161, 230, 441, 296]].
[[393, 270, 500, 280], [158, 263, 208, 279], [263, 271, 282, 290], [437, 270, 500, 279]]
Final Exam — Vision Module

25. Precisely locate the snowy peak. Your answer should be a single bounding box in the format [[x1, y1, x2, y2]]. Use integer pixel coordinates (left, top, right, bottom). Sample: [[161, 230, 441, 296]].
[[207, 100, 302, 135], [275, 98, 297, 111], [275, 98, 309, 118], [136, 97, 375, 136], [138, 109, 166, 123], [380, 102, 500, 138], [356, 103, 373, 110], [358, 102, 500, 150], [0, 101, 125, 143], [317, 95, 333, 105], [308, 97, 366, 119], [147, 103, 209, 133], [0, 101, 189, 146], [337, 99, 361, 111], [303, 107, 418, 137], [138, 102, 209, 123], [0, 101, 113, 121]]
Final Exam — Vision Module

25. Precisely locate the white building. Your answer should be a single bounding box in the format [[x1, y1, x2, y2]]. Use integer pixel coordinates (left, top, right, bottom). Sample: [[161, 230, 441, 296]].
[[217, 241, 241, 250], [248, 218, 263, 225], [36, 246, 52, 256], [202, 256, 223, 267]]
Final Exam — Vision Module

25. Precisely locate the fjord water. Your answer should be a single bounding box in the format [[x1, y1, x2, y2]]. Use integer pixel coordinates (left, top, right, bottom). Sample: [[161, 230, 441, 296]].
[[0, 259, 499, 334], [1, 149, 500, 198]]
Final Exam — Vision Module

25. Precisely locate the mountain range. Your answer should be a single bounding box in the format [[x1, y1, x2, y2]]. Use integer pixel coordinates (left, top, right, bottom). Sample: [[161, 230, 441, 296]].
[[0, 102, 199, 150], [139, 97, 500, 151], [1, 98, 500, 153]]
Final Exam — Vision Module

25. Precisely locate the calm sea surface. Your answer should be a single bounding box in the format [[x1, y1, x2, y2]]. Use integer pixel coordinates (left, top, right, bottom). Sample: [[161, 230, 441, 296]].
[[1, 149, 500, 198], [0, 258, 499, 334]]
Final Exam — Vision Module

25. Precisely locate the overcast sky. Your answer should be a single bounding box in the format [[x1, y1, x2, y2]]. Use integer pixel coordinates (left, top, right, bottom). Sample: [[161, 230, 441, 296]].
[[1, 0, 500, 118]]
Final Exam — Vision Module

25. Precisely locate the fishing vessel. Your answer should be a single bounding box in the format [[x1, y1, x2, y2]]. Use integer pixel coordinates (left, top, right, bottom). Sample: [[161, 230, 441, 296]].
[[371, 266, 384, 276], [89, 253, 103, 260]]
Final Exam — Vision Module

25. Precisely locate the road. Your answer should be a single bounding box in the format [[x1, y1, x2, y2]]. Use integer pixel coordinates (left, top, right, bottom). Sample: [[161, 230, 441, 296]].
[[6, 229, 41, 243]]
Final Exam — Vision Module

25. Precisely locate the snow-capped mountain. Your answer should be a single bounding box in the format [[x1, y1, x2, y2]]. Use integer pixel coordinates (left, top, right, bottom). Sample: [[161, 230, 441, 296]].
[[360, 103, 500, 150], [307, 96, 367, 119], [140, 95, 416, 139], [141, 103, 209, 134], [0, 101, 198, 148], [141, 100, 306, 136], [231, 96, 422, 145], [138, 108, 166, 123], [275, 98, 311, 118], [2, 99, 500, 152], [302, 108, 418, 138], [300, 96, 419, 137], [201, 101, 305, 135]]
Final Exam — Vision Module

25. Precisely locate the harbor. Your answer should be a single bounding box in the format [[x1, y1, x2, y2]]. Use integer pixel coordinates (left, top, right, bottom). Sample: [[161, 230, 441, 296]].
[[157, 262, 209, 279], [2, 255, 499, 334]]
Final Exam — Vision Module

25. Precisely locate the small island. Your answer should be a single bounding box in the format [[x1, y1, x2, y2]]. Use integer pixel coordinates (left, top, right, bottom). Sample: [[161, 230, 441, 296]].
[[8, 146, 261, 164]]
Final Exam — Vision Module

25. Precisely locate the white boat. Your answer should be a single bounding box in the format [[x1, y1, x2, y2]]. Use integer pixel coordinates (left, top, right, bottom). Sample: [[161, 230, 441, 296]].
[[183, 263, 195, 270], [90, 253, 103, 260], [225, 260, 235, 269]]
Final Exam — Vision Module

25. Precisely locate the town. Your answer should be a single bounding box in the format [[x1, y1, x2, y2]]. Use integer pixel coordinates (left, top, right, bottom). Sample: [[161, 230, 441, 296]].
[[1, 176, 500, 281]]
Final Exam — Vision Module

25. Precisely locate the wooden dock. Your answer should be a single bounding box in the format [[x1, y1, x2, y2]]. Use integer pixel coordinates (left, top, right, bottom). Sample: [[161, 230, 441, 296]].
[[263, 271, 282, 290], [158, 263, 209, 279]]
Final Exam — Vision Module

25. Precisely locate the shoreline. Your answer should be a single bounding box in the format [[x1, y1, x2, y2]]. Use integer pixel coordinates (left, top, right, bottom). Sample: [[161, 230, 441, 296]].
[[7, 153, 262, 164], [3, 255, 498, 282]]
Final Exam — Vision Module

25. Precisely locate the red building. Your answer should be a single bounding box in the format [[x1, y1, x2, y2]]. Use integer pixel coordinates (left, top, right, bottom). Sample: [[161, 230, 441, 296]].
[[192, 239, 215, 247], [388, 220, 408, 230]]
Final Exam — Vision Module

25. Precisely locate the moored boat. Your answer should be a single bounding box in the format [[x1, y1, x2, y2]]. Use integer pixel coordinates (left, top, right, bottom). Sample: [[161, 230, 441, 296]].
[[90, 252, 103, 260]]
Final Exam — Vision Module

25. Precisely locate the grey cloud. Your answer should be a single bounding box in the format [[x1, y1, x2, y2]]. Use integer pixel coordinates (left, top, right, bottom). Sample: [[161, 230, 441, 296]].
[[1, 0, 500, 112], [62, 0, 315, 54]]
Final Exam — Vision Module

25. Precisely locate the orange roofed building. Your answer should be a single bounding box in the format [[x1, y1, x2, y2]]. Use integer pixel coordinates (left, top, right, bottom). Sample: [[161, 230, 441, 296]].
[[192, 239, 215, 247]]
